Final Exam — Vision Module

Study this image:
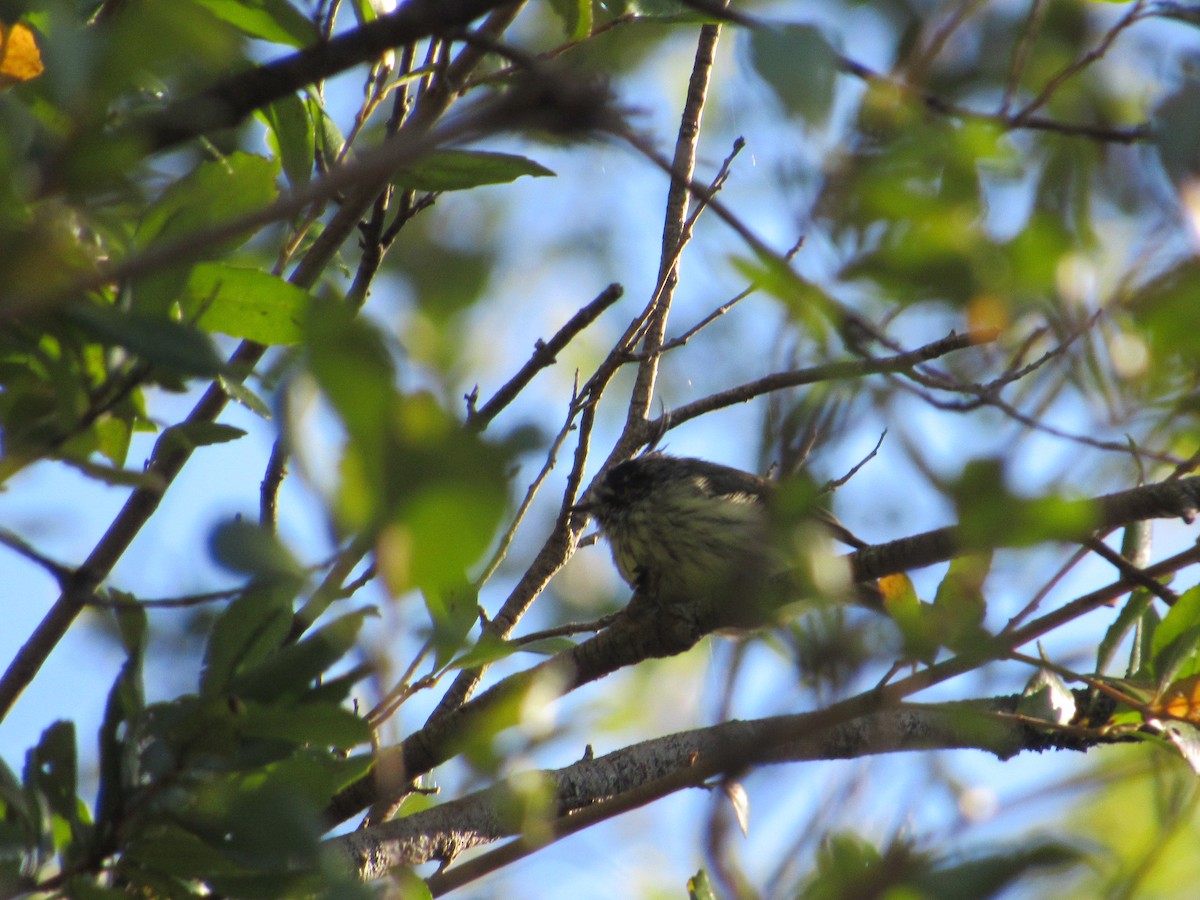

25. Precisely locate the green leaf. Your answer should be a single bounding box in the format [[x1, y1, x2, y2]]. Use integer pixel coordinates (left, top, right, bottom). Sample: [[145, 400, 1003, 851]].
[[729, 251, 836, 339], [308, 95, 345, 164], [95, 617, 146, 851], [209, 519, 305, 582], [952, 459, 1097, 549], [236, 702, 370, 748], [688, 869, 719, 900], [259, 94, 315, 189], [910, 843, 1081, 899], [228, 609, 372, 702], [133, 153, 280, 315], [546, 0, 592, 40], [747, 24, 839, 123], [157, 422, 248, 457], [67, 303, 225, 376], [201, 582, 297, 696], [28, 722, 85, 848], [184, 263, 309, 345], [391, 150, 555, 192], [1150, 584, 1200, 686], [191, 0, 318, 48]]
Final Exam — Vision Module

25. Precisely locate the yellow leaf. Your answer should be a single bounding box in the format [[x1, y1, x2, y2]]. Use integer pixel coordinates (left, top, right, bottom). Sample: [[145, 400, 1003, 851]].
[[0, 22, 44, 89], [1157, 674, 1200, 722]]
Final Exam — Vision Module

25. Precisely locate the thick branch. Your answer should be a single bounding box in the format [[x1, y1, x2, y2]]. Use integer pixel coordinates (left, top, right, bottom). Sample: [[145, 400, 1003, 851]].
[[329, 691, 1121, 881], [88, 0, 518, 159], [849, 475, 1200, 582]]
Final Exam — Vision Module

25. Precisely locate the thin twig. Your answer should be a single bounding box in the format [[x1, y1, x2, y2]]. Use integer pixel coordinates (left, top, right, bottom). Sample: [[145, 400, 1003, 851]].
[[466, 285, 623, 431], [1082, 536, 1179, 607], [656, 330, 993, 432], [1010, 0, 1147, 126], [474, 379, 584, 589], [1001, 0, 1048, 115], [626, 21, 724, 432], [260, 439, 289, 530], [0, 530, 73, 587]]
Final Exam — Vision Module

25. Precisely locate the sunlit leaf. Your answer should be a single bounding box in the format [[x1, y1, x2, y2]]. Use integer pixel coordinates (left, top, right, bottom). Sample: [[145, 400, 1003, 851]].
[[191, 0, 318, 48], [184, 263, 309, 345], [546, 0, 592, 40]]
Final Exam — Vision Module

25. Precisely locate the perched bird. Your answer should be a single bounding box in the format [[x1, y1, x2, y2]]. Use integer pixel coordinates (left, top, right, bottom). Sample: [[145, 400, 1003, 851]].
[[577, 453, 858, 628]]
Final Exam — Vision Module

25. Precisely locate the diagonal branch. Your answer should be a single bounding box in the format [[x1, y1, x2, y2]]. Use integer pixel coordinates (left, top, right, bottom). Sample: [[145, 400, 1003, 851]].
[[43, 0, 522, 176], [330, 690, 1124, 887], [324, 473, 1200, 824]]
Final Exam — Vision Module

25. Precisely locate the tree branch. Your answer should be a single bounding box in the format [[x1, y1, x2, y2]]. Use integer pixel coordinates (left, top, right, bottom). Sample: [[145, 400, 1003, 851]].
[[329, 691, 1123, 886], [326, 472, 1200, 823]]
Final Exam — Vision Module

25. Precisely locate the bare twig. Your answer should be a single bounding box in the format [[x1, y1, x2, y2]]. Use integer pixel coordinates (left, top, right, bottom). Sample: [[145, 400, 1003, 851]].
[[260, 438, 289, 530], [1082, 536, 1179, 607], [1001, 0, 1049, 115], [836, 53, 1150, 144], [474, 380, 584, 589], [626, 20, 725, 434], [466, 285, 623, 431], [1010, 0, 1147, 126], [0, 530, 73, 587], [655, 330, 993, 433]]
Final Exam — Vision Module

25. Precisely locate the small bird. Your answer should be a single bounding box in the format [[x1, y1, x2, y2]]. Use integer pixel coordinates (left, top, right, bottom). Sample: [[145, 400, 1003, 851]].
[[577, 453, 858, 628]]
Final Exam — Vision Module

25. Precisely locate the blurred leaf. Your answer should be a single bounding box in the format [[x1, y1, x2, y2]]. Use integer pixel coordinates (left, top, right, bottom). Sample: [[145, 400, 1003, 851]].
[[303, 300, 394, 470], [191, 0, 318, 48], [1153, 77, 1200, 183], [689, 869, 719, 900], [953, 459, 1096, 549], [183, 263, 308, 345], [157, 421, 247, 457], [730, 251, 836, 340], [747, 24, 838, 123], [546, 0, 592, 40], [1128, 259, 1200, 359], [394, 232, 493, 326], [391, 150, 555, 192], [209, 518, 305, 582], [909, 843, 1081, 899], [236, 702, 370, 748], [201, 581, 296, 696], [228, 609, 372, 702], [66, 303, 225, 376], [132, 153, 279, 315], [259, 93, 314, 189], [1150, 584, 1200, 687]]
